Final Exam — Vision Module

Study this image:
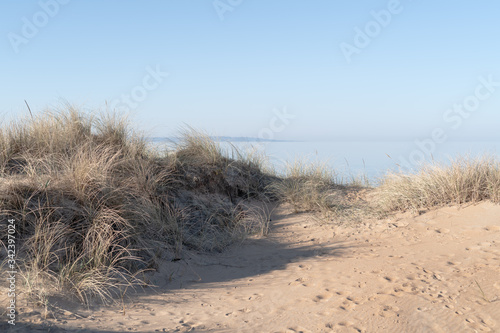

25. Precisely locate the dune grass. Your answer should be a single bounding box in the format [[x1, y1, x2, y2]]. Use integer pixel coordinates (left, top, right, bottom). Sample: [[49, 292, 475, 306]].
[[267, 159, 337, 213], [267, 158, 374, 222], [0, 106, 274, 306], [377, 155, 500, 212]]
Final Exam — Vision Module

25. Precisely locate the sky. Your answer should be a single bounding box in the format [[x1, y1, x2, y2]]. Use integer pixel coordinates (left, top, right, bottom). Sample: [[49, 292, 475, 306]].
[[1, 0, 500, 141]]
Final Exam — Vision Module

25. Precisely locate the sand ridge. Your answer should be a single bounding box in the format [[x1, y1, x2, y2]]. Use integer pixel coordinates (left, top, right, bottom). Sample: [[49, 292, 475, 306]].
[[3, 202, 500, 332]]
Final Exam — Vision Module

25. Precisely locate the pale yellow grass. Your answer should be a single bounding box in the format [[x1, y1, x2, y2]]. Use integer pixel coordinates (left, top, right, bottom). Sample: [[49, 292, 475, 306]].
[[377, 155, 500, 212]]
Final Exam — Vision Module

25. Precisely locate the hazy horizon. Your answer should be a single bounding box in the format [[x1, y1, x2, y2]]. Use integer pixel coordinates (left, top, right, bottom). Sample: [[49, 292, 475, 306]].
[[148, 135, 500, 142]]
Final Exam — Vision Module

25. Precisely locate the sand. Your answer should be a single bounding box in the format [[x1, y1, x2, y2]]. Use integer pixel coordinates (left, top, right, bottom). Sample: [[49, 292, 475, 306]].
[[3, 202, 500, 332]]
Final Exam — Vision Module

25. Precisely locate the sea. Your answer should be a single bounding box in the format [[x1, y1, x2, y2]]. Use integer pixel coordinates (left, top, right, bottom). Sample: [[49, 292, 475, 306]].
[[149, 138, 500, 185]]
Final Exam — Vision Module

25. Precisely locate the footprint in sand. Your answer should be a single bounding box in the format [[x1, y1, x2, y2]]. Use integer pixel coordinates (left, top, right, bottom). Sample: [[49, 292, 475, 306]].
[[339, 302, 354, 311], [484, 225, 500, 232], [297, 264, 312, 270], [406, 272, 420, 281], [332, 321, 365, 332], [312, 292, 334, 303], [379, 304, 400, 318], [380, 275, 399, 283], [285, 326, 310, 333], [247, 293, 263, 301], [325, 322, 335, 329], [466, 242, 492, 251], [289, 277, 309, 287], [477, 314, 497, 328], [338, 296, 362, 311], [465, 317, 495, 332]]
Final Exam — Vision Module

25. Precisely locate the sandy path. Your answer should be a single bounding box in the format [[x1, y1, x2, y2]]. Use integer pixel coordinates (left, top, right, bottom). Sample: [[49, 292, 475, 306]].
[[4, 202, 500, 332]]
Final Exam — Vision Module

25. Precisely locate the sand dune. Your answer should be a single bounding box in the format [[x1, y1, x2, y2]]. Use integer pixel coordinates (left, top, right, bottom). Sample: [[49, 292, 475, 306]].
[[5, 202, 500, 332]]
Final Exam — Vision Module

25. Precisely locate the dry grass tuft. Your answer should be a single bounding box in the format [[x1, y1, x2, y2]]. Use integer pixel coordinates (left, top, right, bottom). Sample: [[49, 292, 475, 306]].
[[174, 128, 276, 202], [377, 155, 500, 212], [267, 158, 374, 223]]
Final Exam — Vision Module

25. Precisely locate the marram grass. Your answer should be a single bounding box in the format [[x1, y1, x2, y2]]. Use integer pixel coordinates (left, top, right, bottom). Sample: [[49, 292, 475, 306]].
[[1, 105, 498, 308], [0, 106, 274, 306], [377, 155, 500, 212]]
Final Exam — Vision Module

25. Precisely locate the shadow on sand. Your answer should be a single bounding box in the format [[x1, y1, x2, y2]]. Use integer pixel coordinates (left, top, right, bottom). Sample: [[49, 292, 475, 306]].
[[10, 208, 365, 332]]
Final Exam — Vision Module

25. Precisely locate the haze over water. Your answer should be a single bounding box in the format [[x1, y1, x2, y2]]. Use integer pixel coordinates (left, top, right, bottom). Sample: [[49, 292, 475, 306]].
[[151, 138, 500, 183]]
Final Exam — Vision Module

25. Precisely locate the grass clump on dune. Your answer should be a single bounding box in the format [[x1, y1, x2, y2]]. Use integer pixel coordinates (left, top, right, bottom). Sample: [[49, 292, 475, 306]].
[[0, 106, 274, 306], [377, 155, 500, 212], [174, 127, 275, 202], [267, 158, 374, 222], [0, 107, 149, 305]]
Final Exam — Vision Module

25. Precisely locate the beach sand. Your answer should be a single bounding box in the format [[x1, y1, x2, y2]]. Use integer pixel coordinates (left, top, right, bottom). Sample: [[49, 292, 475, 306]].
[[3, 202, 500, 332]]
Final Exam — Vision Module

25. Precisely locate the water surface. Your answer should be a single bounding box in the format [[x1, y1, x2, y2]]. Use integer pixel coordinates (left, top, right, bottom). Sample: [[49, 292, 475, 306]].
[[151, 138, 500, 184]]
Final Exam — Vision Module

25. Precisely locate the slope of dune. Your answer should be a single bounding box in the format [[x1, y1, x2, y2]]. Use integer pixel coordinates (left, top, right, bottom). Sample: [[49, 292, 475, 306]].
[[3, 202, 500, 332]]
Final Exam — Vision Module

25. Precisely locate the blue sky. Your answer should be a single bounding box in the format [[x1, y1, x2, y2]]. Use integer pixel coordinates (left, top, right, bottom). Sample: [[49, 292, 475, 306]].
[[1, 0, 499, 141]]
